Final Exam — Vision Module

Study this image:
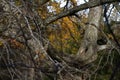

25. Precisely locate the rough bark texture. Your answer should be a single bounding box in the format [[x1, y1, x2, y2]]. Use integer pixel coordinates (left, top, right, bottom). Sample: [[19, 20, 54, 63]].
[[77, 6, 102, 64], [0, 0, 119, 80]]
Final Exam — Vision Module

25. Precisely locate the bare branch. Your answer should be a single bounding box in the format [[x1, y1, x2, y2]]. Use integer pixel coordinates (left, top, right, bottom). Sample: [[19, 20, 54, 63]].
[[44, 0, 119, 25]]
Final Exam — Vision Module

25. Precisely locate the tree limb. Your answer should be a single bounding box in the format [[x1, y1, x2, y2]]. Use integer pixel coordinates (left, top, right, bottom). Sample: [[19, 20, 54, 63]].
[[44, 0, 119, 25]]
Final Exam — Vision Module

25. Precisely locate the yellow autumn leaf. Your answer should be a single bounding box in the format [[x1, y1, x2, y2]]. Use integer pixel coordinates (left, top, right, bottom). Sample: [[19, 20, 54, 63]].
[[0, 40, 3, 46]]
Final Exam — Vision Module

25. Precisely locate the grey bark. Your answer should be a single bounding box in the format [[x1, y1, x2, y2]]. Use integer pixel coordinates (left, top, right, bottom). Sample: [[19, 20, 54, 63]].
[[0, 0, 119, 80], [77, 5, 102, 64]]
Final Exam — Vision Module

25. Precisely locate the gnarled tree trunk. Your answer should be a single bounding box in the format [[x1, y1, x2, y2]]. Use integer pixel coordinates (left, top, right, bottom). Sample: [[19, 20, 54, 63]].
[[77, 4, 102, 64]]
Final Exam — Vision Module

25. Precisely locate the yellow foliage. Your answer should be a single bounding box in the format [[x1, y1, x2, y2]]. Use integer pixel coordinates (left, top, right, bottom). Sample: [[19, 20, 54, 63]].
[[48, 16, 83, 54], [71, 0, 77, 6], [0, 40, 3, 46], [51, 2, 61, 13]]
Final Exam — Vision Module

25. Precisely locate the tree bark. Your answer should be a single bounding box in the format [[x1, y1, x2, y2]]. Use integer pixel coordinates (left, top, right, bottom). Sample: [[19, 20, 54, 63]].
[[77, 5, 102, 64], [0, 0, 119, 80], [44, 0, 119, 25]]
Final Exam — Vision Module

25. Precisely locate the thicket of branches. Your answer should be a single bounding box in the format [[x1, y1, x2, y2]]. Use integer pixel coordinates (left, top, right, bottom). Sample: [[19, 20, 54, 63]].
[[0, 0, 120, 80]]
